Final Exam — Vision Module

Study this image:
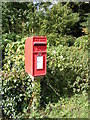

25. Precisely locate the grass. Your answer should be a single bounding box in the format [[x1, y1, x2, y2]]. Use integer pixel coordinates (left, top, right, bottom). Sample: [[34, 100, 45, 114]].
[[30, 91, 88, 118]]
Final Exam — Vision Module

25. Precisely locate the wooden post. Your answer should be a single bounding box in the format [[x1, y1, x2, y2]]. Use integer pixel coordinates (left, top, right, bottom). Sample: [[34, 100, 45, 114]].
[[29, 75, 43, 112]]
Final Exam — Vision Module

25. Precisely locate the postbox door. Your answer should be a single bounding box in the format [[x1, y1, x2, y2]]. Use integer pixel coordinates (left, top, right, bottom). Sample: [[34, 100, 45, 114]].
[[33, 52, 46, 76]]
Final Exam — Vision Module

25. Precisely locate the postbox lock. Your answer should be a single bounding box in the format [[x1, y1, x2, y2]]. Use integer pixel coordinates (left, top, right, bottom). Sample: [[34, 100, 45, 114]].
[[38, 52, 41, 56]]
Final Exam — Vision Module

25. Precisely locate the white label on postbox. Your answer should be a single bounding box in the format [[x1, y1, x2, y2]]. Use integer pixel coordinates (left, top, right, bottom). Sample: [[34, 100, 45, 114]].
[[37, 56, 43, 69]]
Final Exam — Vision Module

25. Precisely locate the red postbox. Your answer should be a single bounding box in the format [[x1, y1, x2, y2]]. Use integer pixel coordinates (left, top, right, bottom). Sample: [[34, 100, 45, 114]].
[[25, 36, 47, 77]]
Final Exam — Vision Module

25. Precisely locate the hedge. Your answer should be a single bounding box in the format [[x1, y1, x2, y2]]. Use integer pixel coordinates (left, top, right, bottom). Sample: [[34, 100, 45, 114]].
[[1, 36, 88, 119]]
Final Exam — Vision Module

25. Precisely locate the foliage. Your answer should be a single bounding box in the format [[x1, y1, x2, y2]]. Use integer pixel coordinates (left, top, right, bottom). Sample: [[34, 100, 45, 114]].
[[2, 1, 89, 119], [2, 2, 89, 47], [17, 91, 88, 118], [74, 35, 89, 50], [2, 33, 22, 50], [45, 2, 79, 36], [2, 37, 32, 119], [2, 35, 88, 119], [68, 2, 90, 36], [47, 34, 76, 46], [2, 2, 29, 34], [77, 3, 90, 35], [2, 2, 52, 35], [39, 2, 79, 46], [1, 33, 23, 67], [43, 91, 88, 118], [3, 2, 90, 37], [2, 70, 32, 119], [41, 44, 88, 103], [2, 36, 42, 119]]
